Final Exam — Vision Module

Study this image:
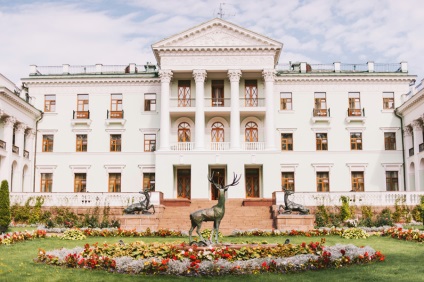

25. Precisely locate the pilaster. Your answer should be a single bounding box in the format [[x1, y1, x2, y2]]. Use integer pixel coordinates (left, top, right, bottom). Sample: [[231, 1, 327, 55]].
[[263, 69, 276, 150]]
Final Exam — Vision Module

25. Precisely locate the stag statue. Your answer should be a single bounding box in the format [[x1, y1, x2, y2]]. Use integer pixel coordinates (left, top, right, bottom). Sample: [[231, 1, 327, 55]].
[[123, 188, 155, 214], [279, 189, 309, 215], [189, 173, 241, 245]]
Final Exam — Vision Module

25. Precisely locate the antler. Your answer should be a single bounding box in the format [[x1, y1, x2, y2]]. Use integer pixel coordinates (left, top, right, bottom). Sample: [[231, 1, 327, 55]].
[[223, 173, 241, 189], [207, 172, 216, 185]]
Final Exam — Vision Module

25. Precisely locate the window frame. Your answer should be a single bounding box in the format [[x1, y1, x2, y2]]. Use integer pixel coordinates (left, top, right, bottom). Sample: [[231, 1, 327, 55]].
[[350, 132, 363, 150], [108, 173, 121, 192], [281, 172, 295, 191], [280, 92, 292, 110], [76, 134, 87, 152], [316, 171, 330, 192], [110, 134, 122, 152], [44, 94, 56, 112], [144, 134, 156, 152], [384, 132, 396, 150], [74, 173, 87, 193], [316, 133, 328, 151], [351, 171, 364, 192], [42, 135, 54, 152], [40, 173, 53, 192], [281, 133, 293, 151], [143, 173, 155, 191], [383, 92, 394, 110], [386, 171, 399, 191], [144, 93, 156, 112]]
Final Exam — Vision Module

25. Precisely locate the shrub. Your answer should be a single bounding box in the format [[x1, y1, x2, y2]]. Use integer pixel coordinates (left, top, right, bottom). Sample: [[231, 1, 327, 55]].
[[341, 227, 369, 239], [374, 208, 393, 227], [392, 197, 411, 223], [0, 180, 11, 233], [339, 196, 351, 221], [61, 229, 86, 240], [314, 205, 329, 227], [359, 206, 374, 227]]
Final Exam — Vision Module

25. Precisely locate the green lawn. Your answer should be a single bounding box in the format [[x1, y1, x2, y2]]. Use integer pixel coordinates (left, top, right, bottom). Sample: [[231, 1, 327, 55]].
[[0, 235, 423, 282]]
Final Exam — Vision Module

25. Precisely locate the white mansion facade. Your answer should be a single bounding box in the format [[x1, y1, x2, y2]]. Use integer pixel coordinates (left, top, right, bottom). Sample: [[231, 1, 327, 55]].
[[2, 18, 423, 202]]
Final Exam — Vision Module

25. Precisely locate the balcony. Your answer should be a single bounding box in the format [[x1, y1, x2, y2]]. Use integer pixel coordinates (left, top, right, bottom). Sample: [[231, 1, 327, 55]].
[[0, 140, 5, 150], [205, 98, 230, 107], [409, 147, 414, 157], [312, 108, 331, 123], [239, 98, 265, 107], [12, 145, 19, 154], [346, 108, 366, 124], [106, 110, 126, 125], [242, 142, 265, 151], [23, 150, 29, 159], [71, 110, 91, 126], [170, 142, 194, 151], [209, 142, 230, 151], [169, 98, 196, 117]]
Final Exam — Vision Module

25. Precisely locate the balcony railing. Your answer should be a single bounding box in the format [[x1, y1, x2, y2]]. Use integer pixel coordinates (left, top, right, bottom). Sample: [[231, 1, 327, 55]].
[[205, 98, 231, 107], [409, 147, 414, 157], [209, 142, 230, 151], [313, 108, 330, 117], [239, 98, 265, 107], [23, 150, 29, 159], [12, 145, 19, 154], [107, 110, 124, 119], [170, 98, 196, 107], [0, 140, 5, 150], [419, 143, 424, 153], [348, 108, 364, 117], [10, 192, 162, 207], [242, 142, 265, 151], [170, 142, 194, 151], [274, 191, 424, 207], [73, 110, 90, 119]]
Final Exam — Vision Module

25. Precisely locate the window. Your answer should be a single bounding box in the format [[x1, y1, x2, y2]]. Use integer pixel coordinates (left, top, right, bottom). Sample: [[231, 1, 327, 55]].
[[74, 173, 86, 192], [348, 92, 361, 116], [281, 172, 294, 191], [351, 171, 364, 191], [316, 133, 328, 150], [144, 94, 156, 111], [350, 132, 362, 150], [178, 122, 191, 142], [384, 132, 396, 150], [178, 80, 191, 107], [211, 122, 224, 142], [383, 92, 394, 109], [316, 172, 329, 192], [386, 171, 399, 191], [143, 173, 155, 191], [76, 94, 89, 118], [40, 173, 52, 192], [280, 92, 292, 110], [110, 134, 121, 152], [76, 134, 87, 152], [245, 122, 258, 142], [144, 134, 156, 152], [314, 92, 327, 116], [44, 95, 56, 112], [281, 133, 293, 151], [110, 94, 123, 118], [42, 135, 53, 152], [109, 173, 121, 192], [211, 80, 224, 107], [245, 80, 258, 107]]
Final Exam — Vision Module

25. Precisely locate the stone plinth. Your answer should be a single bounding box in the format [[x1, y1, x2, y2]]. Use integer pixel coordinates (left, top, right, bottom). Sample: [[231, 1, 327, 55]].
[[119, 213, 161, 232], [275, 214, 315, 231]]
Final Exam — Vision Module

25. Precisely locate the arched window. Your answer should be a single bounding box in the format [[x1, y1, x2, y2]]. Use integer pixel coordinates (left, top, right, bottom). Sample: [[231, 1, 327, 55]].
[[245, 121, 258, 142], [211, 122, 224, 142], [178, 122, 191, 142]]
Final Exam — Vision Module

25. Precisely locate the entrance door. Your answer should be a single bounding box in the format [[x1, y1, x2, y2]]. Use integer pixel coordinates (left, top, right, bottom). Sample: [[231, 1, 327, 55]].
[[210, 168, 225, 200], [245, 168, 260, 198], [177, 169, 191, 199]]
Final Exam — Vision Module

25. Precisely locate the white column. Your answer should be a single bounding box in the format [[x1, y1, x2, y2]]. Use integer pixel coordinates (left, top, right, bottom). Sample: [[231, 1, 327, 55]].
[[158, 70, 173, 150], [412, 120, 423, 191], [193, 70, 207, 150], [404, 127, 413, 191], [263, 69, 276, 150], [1, 117, 16, 189], [15, 123, 27, 157], [25, 129, 36, 192], [228, 70, 242, 150]]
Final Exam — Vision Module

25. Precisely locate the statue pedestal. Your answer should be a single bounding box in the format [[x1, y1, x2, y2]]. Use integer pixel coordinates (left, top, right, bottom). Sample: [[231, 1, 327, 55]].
[[119, 213, 160, 232], [275, 214, 315, 231]]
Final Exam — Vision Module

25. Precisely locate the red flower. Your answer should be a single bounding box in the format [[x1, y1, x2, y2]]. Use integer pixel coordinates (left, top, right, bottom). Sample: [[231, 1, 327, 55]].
[[340, 249, 346, 256]]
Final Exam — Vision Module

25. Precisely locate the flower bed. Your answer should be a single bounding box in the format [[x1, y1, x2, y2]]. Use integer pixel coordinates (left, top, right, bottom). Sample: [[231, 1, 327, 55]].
[[381, 227, 424, 242], [36, 241, 385, 276], [0, 230, 46, 245]]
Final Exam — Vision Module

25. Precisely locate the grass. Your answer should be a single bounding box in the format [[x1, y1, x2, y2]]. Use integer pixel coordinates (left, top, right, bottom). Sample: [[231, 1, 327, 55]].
[[0, 235, 423, 282]]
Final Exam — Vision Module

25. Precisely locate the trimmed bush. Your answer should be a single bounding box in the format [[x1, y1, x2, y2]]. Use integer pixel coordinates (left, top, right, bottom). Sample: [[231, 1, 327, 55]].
[[0, 180, 11, 233]]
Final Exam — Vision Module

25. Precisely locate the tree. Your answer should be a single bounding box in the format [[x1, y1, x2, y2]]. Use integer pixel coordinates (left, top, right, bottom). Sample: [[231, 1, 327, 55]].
[[0, 180, 11, 233]]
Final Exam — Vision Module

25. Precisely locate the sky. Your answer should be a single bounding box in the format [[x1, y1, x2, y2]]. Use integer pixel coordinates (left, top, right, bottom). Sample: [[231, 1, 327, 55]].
[[1, 0, 423, 85]]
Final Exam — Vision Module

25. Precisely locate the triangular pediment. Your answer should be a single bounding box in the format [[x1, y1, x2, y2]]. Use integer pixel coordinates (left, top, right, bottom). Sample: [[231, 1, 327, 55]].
[[152, 18, 282, 49]]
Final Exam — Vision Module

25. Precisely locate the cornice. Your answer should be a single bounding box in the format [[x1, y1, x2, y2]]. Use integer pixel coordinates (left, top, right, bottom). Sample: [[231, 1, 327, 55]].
[[154, 47, 280, 53], [23, 77, 160, 86], [275, 75, 415, 84], [396, 88, 424, 114], [0, 89, 42, 118]]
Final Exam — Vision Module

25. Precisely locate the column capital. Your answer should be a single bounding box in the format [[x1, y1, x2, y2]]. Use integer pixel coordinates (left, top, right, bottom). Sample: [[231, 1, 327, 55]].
[[262, 69, 276, 82], [227, 69, 242, 82], [404, 126, 413, 137], [412, 119, 423, 130], [193, 69, 207, 83], [159, 69, 173, 83], [4, 116, 16, 127], [0, 109, 5, 117], [15, 123, 28, 134], [26, 128, 36, 138]]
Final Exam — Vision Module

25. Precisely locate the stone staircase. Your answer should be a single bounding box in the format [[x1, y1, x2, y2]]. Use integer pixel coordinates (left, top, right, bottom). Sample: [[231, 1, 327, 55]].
[[157, 199, 274, 235]]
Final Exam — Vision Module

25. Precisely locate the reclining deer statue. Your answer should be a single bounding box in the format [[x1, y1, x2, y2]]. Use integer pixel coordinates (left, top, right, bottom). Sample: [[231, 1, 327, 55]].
[[189, 172, 241, 245], [279, 188, 309, 215]]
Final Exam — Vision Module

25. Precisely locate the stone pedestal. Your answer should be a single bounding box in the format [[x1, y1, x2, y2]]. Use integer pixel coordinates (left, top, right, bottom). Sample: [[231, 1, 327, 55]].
[[275, 214, 315, 231], [119, 213, 161, 232]]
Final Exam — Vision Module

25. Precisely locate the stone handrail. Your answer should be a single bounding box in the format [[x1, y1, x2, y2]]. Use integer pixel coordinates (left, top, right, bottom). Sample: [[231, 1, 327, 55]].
[[10, 192, 163, 207], [273, 191, 424, 207]]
